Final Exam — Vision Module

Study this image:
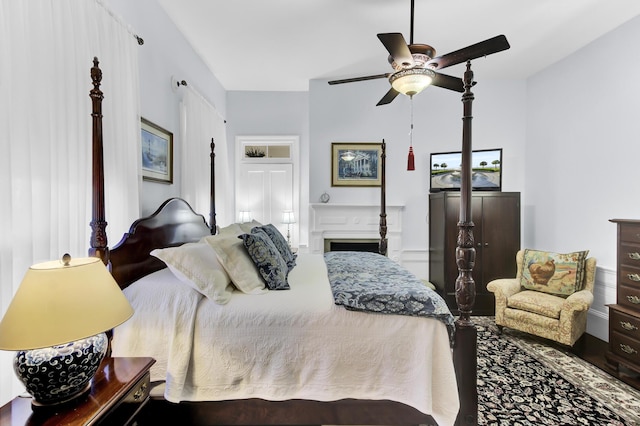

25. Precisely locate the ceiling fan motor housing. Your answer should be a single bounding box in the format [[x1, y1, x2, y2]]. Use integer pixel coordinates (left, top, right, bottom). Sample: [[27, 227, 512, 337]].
[[388, 44, 436, 70]]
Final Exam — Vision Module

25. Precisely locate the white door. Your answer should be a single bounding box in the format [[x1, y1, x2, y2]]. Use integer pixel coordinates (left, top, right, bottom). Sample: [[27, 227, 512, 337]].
[[235, 136, 299, 246], [237, 163, 293, 227]]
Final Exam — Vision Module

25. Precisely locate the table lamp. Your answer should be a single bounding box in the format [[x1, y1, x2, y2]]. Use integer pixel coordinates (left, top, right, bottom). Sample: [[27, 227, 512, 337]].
[[238, 210, 252, 223], [0, 254, 133, 408], [281, 210, 296, 247]]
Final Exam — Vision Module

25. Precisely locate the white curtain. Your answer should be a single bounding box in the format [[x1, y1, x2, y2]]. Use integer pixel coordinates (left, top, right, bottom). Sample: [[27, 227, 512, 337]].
[[0, 0, 141, 404], [180, 87, 233, 228]]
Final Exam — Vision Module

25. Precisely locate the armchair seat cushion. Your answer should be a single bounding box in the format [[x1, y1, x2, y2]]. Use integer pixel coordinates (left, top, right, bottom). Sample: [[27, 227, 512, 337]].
[[507, 290, 565, 319]]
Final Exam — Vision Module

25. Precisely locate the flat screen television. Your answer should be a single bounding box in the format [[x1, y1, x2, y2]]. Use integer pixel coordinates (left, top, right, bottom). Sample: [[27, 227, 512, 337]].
[[429, 148, 502, 192]]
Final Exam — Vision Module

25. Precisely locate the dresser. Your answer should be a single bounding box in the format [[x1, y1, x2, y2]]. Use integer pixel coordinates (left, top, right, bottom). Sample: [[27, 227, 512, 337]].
[[429, 192, 521, 315], [607, 219, 640, 375]]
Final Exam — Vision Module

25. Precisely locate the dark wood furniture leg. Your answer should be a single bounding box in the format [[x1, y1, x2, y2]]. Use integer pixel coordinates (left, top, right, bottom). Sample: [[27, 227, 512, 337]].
[[454, 61, 478, 426]]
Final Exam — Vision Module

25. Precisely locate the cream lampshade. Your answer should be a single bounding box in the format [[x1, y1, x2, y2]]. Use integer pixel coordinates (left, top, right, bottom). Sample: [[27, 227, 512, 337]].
[[0, 255, 133, 407]]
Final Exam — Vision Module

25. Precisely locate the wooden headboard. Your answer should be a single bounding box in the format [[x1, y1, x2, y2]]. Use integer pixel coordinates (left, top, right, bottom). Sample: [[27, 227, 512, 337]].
[[109, 198, 213, 289]]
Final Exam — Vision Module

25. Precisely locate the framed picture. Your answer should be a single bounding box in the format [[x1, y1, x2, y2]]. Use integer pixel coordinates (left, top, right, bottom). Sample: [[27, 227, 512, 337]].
[[141, 118, 173, 184], [331, 142, 382, 187]]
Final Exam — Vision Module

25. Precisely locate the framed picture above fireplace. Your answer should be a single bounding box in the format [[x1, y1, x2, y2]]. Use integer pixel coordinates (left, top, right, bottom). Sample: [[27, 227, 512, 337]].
[[331, 142, 382, 187]]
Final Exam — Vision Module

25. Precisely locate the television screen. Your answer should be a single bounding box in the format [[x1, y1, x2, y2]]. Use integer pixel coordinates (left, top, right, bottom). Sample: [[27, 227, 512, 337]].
[[430, 148, 502, 192]]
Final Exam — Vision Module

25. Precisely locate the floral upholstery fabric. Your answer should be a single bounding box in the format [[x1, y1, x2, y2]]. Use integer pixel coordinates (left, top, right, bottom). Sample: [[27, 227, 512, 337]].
[[487, 250, 597, 346], [507, 290, 565, 319]]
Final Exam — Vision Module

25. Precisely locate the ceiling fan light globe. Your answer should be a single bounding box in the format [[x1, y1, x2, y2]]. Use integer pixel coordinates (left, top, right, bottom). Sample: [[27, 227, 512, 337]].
[[389, 68, 435, 96]]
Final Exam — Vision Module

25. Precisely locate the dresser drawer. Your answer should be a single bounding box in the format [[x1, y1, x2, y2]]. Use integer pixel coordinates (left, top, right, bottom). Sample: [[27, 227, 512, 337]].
[[618, 284, 640, 310], [611, 330, 640, 365], [620, 243, 640, 268], [610, 308, 640, 339], [621, 223, 640, 244], [620, 264, 640, 290]]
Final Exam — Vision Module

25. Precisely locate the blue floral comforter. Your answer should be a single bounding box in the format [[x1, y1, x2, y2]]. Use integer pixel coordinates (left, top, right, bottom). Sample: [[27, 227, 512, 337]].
[[324, 251, 455, 342]]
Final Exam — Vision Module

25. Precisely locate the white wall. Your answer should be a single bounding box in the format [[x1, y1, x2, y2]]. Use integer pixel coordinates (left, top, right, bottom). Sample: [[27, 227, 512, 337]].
[[106, 0, 227, 219], [226, 91, 310, 247], [526, 15, 640, 339]]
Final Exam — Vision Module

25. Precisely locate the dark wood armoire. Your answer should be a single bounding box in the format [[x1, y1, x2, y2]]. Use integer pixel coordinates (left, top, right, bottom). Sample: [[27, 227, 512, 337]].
[[429, 191, 521, 315]]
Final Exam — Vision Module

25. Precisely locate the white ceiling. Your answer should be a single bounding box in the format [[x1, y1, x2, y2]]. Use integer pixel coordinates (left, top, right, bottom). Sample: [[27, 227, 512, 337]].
[[157, 0, 640, 92]]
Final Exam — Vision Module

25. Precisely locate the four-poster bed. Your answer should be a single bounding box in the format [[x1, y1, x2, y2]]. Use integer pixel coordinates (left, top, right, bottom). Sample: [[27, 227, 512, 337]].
[[88, 55, 482, 425]]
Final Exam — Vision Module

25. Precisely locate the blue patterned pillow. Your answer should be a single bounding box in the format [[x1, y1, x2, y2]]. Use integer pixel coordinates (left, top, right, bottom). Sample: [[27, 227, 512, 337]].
[[238, 231, 290, 290], [252, 224, 297, 271]]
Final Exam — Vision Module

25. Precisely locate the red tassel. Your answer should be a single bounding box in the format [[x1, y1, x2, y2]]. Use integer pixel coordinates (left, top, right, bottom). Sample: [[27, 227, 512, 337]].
[[407, 146, 415, 171]]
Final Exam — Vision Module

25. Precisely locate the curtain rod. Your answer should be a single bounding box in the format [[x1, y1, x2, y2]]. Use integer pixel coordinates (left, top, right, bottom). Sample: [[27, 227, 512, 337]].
[[96, 0, 144, 46], [183, 83, 227, 124]]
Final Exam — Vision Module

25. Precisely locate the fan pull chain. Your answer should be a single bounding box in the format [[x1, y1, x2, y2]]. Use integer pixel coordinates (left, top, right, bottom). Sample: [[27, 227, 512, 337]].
[[407, 95, 415, 171]]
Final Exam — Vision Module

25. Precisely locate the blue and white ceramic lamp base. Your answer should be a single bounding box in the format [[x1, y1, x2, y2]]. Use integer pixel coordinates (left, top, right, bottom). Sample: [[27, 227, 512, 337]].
[[13, 332, 108, 407]]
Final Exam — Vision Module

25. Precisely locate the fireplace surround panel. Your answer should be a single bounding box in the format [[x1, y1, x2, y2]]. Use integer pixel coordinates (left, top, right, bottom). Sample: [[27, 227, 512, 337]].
[[310, 203, 404, 261]]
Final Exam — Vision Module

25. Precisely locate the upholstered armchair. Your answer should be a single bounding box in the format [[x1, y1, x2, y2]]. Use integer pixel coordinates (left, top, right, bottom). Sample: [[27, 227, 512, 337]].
[[487, 249, 597, 347]]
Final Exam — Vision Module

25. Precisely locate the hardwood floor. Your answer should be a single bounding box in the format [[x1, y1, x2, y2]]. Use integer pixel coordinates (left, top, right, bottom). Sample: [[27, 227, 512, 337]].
[[572, 333, 640, 391]]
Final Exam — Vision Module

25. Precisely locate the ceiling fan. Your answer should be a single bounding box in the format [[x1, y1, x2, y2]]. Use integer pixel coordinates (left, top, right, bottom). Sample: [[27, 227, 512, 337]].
[[328, 0, 510, 106]]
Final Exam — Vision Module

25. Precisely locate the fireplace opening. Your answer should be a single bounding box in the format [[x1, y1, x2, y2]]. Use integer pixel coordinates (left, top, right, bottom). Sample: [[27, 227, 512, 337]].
[[324, 238, 380, 254]]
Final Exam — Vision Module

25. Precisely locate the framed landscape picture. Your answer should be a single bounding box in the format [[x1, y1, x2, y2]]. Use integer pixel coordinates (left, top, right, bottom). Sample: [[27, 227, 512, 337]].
[[331, 142, 382, 187], [141, 118, 173, 184]]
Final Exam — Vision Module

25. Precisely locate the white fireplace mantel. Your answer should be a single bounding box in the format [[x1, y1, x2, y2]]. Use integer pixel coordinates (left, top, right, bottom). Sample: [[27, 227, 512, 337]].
[[309, 203, 404, 261]]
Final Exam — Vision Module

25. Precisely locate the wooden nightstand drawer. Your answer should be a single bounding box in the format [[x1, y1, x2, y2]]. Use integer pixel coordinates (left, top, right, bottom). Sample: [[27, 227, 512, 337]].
[[94, 371, 150, 426], [621, 224, 640, 244], [610, 308, 640, 338], [611, 330, 640, 364]]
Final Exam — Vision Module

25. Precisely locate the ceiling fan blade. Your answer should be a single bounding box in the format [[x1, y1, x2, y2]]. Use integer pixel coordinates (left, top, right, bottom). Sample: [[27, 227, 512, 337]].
[[376, 87, 400, 106], [328, 73, 390, 85], [427, 34, 510, 70], [431, 72, 465, 93], [377, 33, 414, 67]]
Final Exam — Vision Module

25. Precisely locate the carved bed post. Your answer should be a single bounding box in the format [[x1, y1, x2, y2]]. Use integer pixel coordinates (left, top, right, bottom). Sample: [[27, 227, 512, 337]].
[[88, 57, 109, 266], [210, 138, 217, 234], [454, 61, 478, 426], [379, 139, 388, 256]]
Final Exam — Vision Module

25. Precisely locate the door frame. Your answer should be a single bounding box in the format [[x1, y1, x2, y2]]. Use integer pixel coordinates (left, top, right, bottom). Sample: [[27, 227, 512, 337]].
[[235, 135, 300, 244]]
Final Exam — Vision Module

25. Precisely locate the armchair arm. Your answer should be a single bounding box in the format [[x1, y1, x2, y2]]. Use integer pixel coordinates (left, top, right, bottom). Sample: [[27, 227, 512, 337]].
[[487, 278, 521, 300], [562, 289, 594, 312]]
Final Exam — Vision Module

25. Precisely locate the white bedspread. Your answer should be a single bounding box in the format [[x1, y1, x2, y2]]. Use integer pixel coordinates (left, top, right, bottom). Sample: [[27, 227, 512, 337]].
[[112, 253, 459, 426]]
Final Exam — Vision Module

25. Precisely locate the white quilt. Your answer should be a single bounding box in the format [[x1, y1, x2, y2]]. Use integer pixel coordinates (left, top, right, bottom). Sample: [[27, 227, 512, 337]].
[[112, 253, 459, 426]]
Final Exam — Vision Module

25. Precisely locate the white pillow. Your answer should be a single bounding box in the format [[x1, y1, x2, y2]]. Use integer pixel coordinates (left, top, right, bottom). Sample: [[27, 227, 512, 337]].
[[202, 234, 267, 294], [239, 219, 262, 233], [217, 223, 244, 237], [151, 242, 233, 304]]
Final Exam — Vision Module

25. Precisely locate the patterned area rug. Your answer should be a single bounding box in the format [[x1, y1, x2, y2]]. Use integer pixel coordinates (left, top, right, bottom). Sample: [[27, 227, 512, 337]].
[[475, 316, 640, 425]]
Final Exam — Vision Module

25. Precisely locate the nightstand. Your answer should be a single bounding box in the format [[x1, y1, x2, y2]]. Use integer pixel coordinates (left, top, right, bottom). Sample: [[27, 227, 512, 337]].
[[0, 357, 155, 426]]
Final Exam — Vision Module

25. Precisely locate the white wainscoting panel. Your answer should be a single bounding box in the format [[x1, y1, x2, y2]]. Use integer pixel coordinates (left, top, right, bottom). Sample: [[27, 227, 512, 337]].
[[400, 249, 429, 281], [588, 266, 616, 342]]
